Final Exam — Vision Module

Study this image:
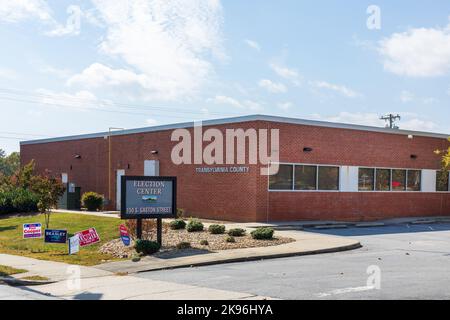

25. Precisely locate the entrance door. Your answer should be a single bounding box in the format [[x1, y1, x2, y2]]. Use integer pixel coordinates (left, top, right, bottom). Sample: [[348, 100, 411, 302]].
[[116, 169, 126, 211]]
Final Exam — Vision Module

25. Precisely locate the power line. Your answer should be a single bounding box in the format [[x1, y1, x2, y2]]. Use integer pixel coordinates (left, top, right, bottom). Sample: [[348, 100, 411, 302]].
[[0, 131, 49, 137], [0, 87, 245, 118]]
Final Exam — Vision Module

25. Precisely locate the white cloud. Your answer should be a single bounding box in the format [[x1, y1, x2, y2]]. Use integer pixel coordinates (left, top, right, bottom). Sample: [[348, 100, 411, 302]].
[[0, 0, 53, 23], [400, 90, 414, 103], [312, 112, 438, 132], [0, 67, 19, 80], [313, 112, 383, 127], [67, 63, 148, 88], [269, 63, 302, 86], [277, 102, 293, 110], [209, 95, 262, 111], [71, 0, 225, 101], [146, 118, 157, 126], [35, 88, 101, 111], [310, 81, 361, 98], [379, 19, 450, 77], [401, 118, 438, 132], [258, 79, 287, 94], [39, 65, 72, 79], [244, 39, 261, 51]]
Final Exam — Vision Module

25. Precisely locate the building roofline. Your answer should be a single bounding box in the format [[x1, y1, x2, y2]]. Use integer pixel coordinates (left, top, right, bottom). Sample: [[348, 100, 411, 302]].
[[20, 114, 450, 146]]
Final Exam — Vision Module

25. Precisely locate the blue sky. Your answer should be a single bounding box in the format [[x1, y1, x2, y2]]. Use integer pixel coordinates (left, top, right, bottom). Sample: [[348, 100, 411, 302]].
[[0, 0, 449, 153]]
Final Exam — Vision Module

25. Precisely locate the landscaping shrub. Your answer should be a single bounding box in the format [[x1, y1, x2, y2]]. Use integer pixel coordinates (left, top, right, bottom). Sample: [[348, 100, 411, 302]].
[[227, 228, 246, 237], [176, 242, 191, 250], [0, 188, 38, 214], [208, 224, 225, 235], [200, 240, 209, 246], [226, 236, 236, 243], [134, 240, 160, 255], [81, 192, 104, 211], [176, 208, 185, 218], [170, 219, 186, 230], [186, 219, 204, 232], [251, 227, 274, 240]]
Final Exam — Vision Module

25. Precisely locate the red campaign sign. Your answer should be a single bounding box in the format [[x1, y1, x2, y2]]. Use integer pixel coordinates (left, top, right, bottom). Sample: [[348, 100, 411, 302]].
[[77, 228, 101, 247], [119, 225, 129, 237]]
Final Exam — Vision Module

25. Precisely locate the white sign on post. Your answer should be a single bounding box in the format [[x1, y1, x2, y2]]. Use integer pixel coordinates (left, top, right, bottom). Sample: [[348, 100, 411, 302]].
[[69, 234, 80, 255]]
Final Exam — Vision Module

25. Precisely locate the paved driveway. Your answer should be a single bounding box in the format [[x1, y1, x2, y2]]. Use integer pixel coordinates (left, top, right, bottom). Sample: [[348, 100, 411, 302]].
[[137, 223, 450, 300]]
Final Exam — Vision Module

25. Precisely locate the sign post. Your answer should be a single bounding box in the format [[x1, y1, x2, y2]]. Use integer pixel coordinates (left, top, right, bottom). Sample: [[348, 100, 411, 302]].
[[120, 176, 177, 246]]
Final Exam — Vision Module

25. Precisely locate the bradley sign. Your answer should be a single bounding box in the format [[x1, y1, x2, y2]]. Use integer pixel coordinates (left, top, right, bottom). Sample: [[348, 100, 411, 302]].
[[121, 176, 177, 219]]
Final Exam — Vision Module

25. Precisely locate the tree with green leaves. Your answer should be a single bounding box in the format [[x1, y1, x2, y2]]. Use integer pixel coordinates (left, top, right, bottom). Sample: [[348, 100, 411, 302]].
[[29, 171, 65, 229], [435, 138, 450, 170], [0, 149, 20, 177]]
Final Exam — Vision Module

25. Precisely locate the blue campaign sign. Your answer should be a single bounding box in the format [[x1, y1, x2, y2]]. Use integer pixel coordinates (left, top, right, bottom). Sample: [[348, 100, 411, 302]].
[[119, 225, 131, 246], [44, 229, 68, 244]]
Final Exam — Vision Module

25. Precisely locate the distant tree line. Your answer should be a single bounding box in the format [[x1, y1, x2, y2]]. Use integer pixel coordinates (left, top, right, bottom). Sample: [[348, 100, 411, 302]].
[[0, 149, 20, 177]]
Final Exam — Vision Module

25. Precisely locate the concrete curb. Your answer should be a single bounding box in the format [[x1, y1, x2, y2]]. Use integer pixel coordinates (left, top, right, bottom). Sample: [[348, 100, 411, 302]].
[[132, 242, 362, 274]]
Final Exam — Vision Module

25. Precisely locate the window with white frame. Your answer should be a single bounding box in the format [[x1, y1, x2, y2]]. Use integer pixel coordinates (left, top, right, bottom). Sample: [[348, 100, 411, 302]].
[[358, 168, 421, 192], [269, 164, 339, 191]]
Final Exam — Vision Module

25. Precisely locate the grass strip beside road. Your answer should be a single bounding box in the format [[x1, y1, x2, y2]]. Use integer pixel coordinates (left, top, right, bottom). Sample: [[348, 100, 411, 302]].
[[0, 265, 28, 276], [0, 213, 123, 266]]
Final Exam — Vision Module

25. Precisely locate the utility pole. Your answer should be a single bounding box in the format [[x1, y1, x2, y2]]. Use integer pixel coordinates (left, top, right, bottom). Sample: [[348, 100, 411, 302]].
[[380, 114, 401, 129]]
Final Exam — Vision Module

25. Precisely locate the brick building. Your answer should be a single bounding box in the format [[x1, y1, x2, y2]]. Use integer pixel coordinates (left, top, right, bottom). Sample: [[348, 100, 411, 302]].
[[20, 115, 450, 222]]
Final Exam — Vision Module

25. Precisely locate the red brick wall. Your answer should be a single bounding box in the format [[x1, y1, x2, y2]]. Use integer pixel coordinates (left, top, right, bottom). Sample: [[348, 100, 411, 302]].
[[20, 119, 450, 222], [254, 121, 450, 221]]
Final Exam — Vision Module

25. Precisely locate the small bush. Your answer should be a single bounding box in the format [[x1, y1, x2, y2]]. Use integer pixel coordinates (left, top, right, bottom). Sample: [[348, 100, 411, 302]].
[[200, 240, 209, 246], [176, 242, 191, 250], [251, 227, 274, 240], [176, 208, 185, 218], [186, 219, 204, 232], [208, 224, 225, 235], [226, 236, 235, 243], [228, 228, 246, 237], [170, 219, 186, 230], [134, 240, 160, 255], [81, 192, 104, 211]]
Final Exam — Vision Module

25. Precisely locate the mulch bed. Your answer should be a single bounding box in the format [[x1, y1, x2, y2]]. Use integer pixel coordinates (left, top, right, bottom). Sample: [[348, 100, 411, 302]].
[[99, 228, 295, 259]]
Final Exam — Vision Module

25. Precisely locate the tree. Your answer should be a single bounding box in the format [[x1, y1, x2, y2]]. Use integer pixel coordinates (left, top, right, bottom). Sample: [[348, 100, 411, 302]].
[[0, 150, 20, 177], [30, 173, 65, 229], [435, 138, 450, 170]]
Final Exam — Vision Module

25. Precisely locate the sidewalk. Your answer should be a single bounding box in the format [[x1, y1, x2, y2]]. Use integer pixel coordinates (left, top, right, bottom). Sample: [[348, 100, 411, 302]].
[[96, 228, 361, 274], [0, 254, 272, 300]]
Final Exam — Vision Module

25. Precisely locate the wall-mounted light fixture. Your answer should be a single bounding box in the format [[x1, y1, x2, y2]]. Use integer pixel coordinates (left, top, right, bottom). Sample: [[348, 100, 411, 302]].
[[151, 150, 159, 155], [74, 154, 81, 159], [303, 147, 313, 152], [408, 135, 414, 139], [127, 164, 131, 169]]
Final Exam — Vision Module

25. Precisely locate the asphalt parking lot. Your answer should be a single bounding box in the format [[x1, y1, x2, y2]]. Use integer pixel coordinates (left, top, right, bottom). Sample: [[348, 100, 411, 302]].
[[138, 223, 450, 300]]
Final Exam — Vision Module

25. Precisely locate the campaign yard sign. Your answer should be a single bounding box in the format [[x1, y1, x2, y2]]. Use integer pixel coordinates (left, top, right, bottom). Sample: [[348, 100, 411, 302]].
[[119, 225, 131, 246], [44, 229, 67, 244], [23, 223, 42, 239], [69, 234, 80, 255], [77, 228, 101, 247], [120, 176, 177, 219]]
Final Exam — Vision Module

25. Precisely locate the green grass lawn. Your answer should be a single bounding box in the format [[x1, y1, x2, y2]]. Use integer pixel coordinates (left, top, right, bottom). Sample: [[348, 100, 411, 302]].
[[0, 265, 27, 276], [0, 213, 123, 266]]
